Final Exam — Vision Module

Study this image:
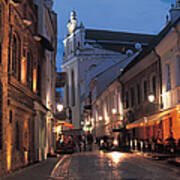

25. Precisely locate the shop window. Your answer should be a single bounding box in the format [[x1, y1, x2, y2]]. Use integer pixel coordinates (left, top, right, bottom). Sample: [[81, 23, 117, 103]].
[[0, 83, 2, 149]]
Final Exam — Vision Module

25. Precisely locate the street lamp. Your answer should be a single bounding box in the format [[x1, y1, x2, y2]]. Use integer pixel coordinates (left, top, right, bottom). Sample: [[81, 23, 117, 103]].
[[98, 116, 103, 121], [112, 108, 117, 115], [148, 93, 155, 103], [57, 104, 63, 112]]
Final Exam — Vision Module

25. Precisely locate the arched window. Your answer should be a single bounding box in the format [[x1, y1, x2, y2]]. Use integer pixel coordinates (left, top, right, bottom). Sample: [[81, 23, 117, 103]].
[[0, 83, 3, 149], [71, 69, 75, 106], [27, 51, 33, 89], [12, 35, 17, 76], [18, 36, 21, 81]]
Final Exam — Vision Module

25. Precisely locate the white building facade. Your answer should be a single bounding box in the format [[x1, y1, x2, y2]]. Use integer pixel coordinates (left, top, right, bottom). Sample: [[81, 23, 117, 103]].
[[62, 11, 155, 130]]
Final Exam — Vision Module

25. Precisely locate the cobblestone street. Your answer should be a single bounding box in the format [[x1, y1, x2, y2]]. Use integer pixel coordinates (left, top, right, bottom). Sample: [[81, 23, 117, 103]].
[[51, 151, 180, 180]]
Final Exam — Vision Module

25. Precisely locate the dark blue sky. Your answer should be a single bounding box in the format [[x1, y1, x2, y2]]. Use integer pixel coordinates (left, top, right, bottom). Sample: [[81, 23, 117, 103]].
[[53, 0, 175, 70]]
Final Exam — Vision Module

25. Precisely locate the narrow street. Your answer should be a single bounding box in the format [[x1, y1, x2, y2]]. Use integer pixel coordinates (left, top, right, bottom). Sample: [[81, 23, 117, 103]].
[[50, 150, 180, 180]]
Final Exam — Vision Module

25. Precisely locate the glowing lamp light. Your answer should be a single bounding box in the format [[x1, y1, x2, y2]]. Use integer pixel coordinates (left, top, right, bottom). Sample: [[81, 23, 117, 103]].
[[105, 116, 109, 121], [33, 35, 41, 42], [148, 94, 155, 103], [112, 108, 117, 114], [23, 19, 32, 26], [91, 118, 94, 122], [113, 139, 118, 146], [57, 104, 63, 112], [56, 126, 62, 134], [99, 116, 103, 121]]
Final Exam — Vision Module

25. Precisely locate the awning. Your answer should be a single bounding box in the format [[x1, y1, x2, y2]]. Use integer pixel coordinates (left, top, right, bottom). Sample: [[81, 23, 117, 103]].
[[56, 121, 74, 129], [126, 118, 145, 129], [126, 107, 175, 130]]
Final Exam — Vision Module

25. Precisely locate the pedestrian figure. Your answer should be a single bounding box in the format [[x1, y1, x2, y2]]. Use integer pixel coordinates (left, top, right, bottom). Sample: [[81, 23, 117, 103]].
[[82, 135, 86, 151], [87, 132, 93, 151]]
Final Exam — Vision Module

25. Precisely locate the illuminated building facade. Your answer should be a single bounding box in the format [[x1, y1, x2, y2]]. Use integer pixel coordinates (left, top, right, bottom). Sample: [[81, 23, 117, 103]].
[[0, 0, 40, 175], [0, 0, 57, 176], [34, 0, 57, 160]]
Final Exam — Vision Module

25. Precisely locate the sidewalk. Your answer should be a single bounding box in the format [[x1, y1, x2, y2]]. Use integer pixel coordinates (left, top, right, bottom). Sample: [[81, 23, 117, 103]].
[[1, 157, 60, 180], [132, 150, 180, 166]]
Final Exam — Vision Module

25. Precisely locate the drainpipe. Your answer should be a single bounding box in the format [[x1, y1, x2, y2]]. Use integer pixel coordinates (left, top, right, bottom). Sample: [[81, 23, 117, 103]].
[[153, 49, 163, 109]]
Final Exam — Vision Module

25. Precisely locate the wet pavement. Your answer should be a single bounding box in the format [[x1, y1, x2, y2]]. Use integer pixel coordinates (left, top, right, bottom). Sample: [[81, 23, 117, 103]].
[[51, 150, 180, 180]]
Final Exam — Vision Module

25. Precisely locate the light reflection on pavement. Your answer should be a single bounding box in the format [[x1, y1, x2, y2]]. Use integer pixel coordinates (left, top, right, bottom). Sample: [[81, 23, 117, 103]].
[[51, 151, 180, 180]]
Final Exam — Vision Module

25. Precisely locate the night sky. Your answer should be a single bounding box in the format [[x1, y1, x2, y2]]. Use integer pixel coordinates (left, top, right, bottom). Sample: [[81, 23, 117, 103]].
[[53, 0, 176, 71]]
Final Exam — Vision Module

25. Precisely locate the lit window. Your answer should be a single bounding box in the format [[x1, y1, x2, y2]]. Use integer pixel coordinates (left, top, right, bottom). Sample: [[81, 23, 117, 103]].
[[0, 83, 2, 149]]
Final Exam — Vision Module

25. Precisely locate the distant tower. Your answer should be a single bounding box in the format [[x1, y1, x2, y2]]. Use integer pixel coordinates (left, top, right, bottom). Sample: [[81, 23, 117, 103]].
[[169, 0, 180, 23], [44, 0, 53, 9], [176, 0, 180, 8], [67, 11, 78, 35]]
